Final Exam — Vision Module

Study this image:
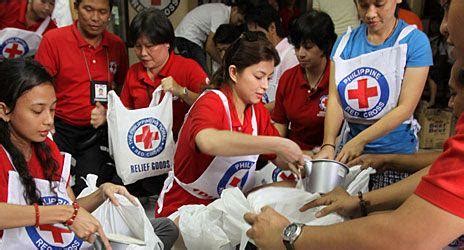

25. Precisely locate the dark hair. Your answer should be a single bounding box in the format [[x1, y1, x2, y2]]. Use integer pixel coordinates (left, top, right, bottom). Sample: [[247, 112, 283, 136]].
[[289, 10, 337, 57], [213, 24, 243, 45], [0, 58, 59, 205], [211, 31, 280, 88], [128, 7, 174, 51], [231, 0, 250, 15], [74, 0, 113, 11], [245, 4, 286, 38]]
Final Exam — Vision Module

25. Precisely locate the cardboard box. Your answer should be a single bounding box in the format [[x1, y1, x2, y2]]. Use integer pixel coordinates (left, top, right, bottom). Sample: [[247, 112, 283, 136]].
[[416, 105, 454, 149]]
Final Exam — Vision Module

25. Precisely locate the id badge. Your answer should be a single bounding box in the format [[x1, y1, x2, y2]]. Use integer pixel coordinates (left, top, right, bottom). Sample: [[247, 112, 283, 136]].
[[90, 80, 109, 104]]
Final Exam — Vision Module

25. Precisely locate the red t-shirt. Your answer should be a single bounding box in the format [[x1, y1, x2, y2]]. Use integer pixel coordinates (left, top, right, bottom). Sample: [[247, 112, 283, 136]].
[[0, 138, 65, 237], [0, 0, 57, 32], [155, 88, 280, 217], [271, 61, 330, 150], [35, 21, 129, 126], [415, 113, 464, 218], [120, 53, 207, 140]]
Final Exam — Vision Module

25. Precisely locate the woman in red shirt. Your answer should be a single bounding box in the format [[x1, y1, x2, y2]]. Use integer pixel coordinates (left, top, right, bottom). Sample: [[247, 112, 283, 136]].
[[0, 59, 137, 249], [272, 10, 337, 154], [156, 32, 306, 218]]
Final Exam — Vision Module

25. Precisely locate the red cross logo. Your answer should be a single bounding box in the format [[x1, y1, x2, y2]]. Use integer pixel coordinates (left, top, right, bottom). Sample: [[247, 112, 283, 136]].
[[229, 176, 241, 187], [279, 172, 296, 181], [4, 43, 24, 58], [151, 0, 161, 5], [38, 224, 72, 244], [135, 125, 159, 149], [348, 78, 378, 109]]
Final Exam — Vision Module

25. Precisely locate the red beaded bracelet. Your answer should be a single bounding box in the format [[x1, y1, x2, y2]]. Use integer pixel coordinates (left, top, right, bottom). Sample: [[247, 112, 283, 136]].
[[65, 201, 80, 226], [33, 203, 40, 227]]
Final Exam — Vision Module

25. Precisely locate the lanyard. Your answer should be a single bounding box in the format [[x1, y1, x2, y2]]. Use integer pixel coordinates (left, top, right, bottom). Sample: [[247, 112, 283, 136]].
[[81, 47, 110, 83]]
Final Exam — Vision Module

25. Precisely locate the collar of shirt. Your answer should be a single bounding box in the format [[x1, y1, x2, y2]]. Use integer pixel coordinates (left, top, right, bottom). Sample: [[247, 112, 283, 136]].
[[18, 0, 28, 27], [72, 20, 110, 49], [220, 85, 254, 131], [136, 51, 176, 84]]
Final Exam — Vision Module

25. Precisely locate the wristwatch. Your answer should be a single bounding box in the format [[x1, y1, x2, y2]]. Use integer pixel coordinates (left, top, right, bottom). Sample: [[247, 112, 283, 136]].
[[282, 222, 305, 250]]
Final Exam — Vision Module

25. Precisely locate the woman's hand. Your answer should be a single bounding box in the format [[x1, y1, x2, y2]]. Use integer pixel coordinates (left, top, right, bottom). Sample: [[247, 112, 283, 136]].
[[314, 145, 335, 160], [244, 206, 290, 250], [335, 138, 366, 164], [274, 138, 305, 176], [90, 102, 107, 129], [98, 183, 138, 206], [69, 207, 112, 249], [347, 154, 390, 172], [161, 76, 184, 97], [299, 186, 360, 218]]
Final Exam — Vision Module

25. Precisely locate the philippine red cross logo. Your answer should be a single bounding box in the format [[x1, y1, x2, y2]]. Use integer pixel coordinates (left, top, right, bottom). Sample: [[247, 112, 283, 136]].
[[0, 37, 29, 59], [338, 67, 389, 119], [128, 117, 168, 158], [38, 225, 72, 244], [217, 161, 254, 196], [129, 0, 180, 16], [272, 167, 297, 182], [319, 95, 328, 111]]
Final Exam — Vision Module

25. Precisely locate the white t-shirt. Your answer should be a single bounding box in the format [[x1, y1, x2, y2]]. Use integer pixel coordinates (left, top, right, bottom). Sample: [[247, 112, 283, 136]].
[[264, 38, 299, 103], [313, 0, 360, 36], [175, 3, 231, 48]]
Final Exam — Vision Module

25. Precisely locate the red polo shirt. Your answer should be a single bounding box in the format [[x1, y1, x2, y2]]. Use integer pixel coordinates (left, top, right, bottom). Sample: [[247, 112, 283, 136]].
[[120, 53, 207, 139], [415, 114, 464, 219], [0, 0, 57, 32], [271, 61, 330, 150], [155, 87, 280, 217], [35, 21, 128, 126]]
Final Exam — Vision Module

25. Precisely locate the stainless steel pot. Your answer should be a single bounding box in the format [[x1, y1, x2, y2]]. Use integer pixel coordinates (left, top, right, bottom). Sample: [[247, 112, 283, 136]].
[[303, 159, 349, 194]]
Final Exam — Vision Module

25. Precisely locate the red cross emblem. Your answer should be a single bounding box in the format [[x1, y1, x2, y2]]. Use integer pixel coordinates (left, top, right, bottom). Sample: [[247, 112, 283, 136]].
[[38, 224, 72, 244], [4, 43, 24, 58], [229, 176, 242, 187], [348, 78, 378, 109], [135, 125, 159, 149]]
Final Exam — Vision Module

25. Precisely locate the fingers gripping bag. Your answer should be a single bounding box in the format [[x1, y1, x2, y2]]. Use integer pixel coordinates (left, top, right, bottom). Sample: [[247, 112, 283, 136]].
[[107, 87, 175, 185]]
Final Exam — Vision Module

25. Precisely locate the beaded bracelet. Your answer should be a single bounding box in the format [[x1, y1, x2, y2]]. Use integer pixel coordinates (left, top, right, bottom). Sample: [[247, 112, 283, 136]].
[[321, 143, 336, 150], [33, 203, 40, 227], [65, 201, 80, 226]]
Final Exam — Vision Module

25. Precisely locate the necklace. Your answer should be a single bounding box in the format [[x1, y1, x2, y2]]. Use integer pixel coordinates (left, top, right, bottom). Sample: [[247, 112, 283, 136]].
[[306, 60, 327, 95]]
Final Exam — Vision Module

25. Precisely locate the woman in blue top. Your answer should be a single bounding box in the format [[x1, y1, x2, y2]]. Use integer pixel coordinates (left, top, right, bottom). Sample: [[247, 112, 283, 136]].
[[316, 0, 432, 190]]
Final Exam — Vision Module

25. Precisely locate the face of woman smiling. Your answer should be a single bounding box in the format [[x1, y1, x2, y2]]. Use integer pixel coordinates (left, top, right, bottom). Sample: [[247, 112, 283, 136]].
[[229, 60, 275, 106]]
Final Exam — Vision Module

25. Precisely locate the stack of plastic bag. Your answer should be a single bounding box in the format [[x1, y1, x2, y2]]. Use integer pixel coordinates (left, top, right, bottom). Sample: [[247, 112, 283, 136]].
[[177, 167, 376, 249], [78, 175, 164, 250]]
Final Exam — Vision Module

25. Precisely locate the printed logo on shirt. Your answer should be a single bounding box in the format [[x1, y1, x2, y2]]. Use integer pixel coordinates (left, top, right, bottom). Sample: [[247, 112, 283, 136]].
[[338, 67, 389, 119], [25, 196, 84, 249], [271, 167, 297, 182], [129, 0, 180, 16], [217, 160, 254, 195], [109, 61, 118, 75], [317, 95, 329, 117], [127, 117, 168, 158], [0, 37, 29, 59]]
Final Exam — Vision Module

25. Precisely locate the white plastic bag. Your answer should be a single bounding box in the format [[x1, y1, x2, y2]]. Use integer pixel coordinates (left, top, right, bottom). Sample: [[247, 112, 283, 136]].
[[107, 87, 175, 185], [78, 175, 164, 250]]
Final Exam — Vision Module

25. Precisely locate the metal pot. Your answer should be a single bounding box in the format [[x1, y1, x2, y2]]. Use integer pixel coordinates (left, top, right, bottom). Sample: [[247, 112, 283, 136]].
[[303, 159, 349, 194]]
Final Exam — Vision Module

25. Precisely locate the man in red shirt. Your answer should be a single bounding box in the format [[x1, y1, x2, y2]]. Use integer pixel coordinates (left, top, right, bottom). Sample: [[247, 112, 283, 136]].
[[0, 0, 57, 59], [35, 0, 129, 195]]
